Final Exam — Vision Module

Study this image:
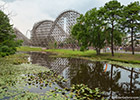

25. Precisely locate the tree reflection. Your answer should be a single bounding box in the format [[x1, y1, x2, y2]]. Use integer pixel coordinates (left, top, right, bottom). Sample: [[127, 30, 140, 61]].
[[119, 67, 140, 97], [67, 60, 121, 97], [64, 59, 140, 98], [28, 52, 140, 98]]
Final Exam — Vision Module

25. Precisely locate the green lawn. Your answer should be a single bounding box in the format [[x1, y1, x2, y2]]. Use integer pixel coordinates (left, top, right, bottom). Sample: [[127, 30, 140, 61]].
[[46, 49, 96, 57], [17, 46, 140, 64], [17, 46, 45, 52], [46, 49, 140, 64], [99, 53, 140, 64]]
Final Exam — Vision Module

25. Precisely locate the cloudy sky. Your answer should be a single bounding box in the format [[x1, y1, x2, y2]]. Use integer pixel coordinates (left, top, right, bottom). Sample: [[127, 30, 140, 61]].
[[0, 0, 138, 38]]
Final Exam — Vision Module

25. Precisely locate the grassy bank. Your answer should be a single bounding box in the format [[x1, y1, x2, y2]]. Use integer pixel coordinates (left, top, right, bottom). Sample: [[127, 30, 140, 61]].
[[17, 46, 45, 52], [17, 46, 140, 65], [46, 49, 140, 66]]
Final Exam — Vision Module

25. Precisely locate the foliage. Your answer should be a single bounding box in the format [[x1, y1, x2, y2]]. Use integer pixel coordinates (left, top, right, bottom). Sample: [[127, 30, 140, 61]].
[[25, 70, 67, 89], [71, 1, 126, 55], [0, 54, 48, 100], [0, 53, 28, 65], [26, 71, 104, 99], [122, 1, 140, 55], [0, 10, 22, 57], [47, 41, 57, 49], [72, 8, 106, 55], [103, 0, 123, 56], [54, 41, 57, 49], [51, 84, 105, 100], [105, 27, 126, 46], [70, 84, 103, 100]]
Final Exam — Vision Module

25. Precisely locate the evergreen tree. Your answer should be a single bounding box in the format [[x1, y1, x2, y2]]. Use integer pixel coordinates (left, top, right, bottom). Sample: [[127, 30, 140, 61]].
[[0, 10, 22, 57], [103, 0, 123, 56], [122, 1, 140, 55]]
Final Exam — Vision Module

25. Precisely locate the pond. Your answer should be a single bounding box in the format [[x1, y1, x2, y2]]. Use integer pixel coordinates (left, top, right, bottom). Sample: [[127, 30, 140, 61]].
[[26, 52, 140, 99]]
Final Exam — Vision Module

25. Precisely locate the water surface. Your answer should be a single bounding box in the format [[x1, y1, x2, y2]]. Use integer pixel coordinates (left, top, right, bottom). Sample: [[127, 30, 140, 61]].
[[26, 52, 140, 99]]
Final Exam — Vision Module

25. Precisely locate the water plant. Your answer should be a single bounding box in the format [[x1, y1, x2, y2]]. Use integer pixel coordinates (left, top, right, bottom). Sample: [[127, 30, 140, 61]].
[[0, 54, 105, 100], [25, 71, 104, 100]]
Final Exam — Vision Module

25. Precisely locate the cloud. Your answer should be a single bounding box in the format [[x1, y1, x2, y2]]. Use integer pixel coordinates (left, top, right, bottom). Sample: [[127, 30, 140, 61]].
[[2, 0, 19, 2], [6, 0, 54, 36], [1, 0, 138, 37]]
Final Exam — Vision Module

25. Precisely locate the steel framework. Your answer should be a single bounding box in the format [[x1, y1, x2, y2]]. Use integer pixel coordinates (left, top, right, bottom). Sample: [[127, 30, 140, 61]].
[[31, 10, 80, 47]]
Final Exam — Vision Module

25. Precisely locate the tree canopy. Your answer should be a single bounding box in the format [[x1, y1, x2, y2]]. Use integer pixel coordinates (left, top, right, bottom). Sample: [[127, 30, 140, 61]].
[[103, 0, 123, 56], [72, 0, 140, 55], [72, 8, 107, 55], [71, 5, 125, 55], [122, 1, 140, 55], [0, 10, 22, 57]]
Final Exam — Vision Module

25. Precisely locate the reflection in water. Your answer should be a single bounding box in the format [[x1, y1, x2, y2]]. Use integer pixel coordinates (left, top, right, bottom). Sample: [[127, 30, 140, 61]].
[[28, 52, 140, 98]]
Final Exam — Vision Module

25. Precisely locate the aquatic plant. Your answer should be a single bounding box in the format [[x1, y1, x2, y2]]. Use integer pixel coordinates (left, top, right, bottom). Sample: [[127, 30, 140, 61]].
[[0, 54, 105, 100], [50, 84, 105, 100], [26, 71, 104, 100]]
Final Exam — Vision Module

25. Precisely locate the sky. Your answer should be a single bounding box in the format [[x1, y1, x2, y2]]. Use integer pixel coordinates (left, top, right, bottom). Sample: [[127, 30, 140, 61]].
[[0, 0, 139, 38]]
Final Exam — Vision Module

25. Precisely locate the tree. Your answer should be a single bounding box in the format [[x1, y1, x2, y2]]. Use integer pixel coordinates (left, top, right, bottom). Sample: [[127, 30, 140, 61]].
[[64, 34, 78, 51], [105, 27, 126, 48], [103, 0, 123, 56], [72, 8, 106, 55], [122, 1, 140, 55], [0, 10, 22, 57]]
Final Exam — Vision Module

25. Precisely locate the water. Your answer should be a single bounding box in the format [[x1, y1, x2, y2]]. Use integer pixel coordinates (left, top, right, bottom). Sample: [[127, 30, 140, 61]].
[[26, 52, 140, 99]]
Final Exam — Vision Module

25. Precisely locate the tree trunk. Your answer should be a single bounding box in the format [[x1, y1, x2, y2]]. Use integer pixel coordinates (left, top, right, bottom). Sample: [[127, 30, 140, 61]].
[[96, 31, 101, 55], [111, 23, 114, 56], [72, 44, 75, 51], [110, 65, 113, 99], [96, 48, 100, 55], [130, 68, 133, 96], [131, 28, 134, 55]]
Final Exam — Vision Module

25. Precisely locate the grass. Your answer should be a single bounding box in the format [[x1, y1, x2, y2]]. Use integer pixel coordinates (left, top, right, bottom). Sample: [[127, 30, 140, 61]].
[[46, 49, 96, 57], [94, 53, 140, 64], [17, 46, 45, 52], [17, 46, 140, 65], [46, 49, 140, 64]]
